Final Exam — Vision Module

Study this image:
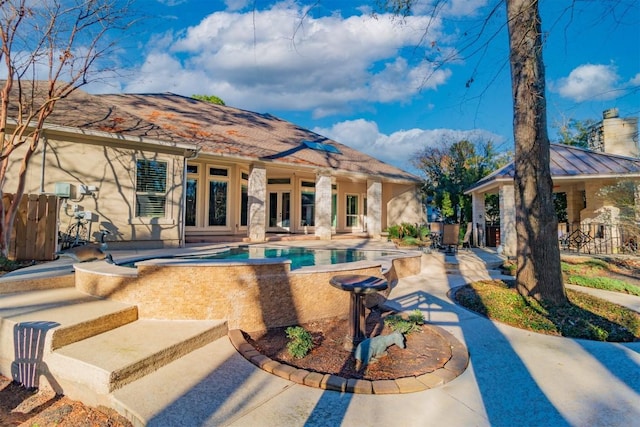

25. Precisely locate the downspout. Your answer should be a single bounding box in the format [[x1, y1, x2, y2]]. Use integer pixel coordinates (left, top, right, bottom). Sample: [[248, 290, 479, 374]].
[[181, 148, 200, 247]]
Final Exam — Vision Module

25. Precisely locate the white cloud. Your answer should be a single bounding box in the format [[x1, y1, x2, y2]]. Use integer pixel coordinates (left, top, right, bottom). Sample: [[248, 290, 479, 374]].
[[313, 119, 505, 173], [156, 0, 186, 6], [553, 64, 620, 102], [224, 0, 251, 11], [120, 4, 455, 117]]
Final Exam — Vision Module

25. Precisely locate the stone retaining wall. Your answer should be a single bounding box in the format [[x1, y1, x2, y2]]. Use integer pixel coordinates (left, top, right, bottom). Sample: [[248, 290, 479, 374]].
[[74, 254, 423, 332]]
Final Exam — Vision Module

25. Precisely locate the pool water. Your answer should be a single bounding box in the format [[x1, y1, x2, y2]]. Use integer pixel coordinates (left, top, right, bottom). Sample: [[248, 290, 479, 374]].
[[196, 247, 395, 270]]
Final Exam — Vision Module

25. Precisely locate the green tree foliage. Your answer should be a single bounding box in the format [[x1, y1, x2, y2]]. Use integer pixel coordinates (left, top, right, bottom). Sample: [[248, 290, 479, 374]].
[[555, 118, 597, 148], [553, 192, 568, 223], [413, 140, 505, 223], [192, 94, 226, 105], [598, 180, 640, 241]]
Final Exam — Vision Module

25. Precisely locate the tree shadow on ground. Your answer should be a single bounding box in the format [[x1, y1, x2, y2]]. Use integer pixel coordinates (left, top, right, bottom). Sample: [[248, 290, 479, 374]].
[[391, 289, 572, 426]]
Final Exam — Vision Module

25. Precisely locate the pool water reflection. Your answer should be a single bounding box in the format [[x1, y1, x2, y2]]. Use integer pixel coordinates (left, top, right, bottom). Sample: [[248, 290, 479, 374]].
[[195, 247, 396, 270]]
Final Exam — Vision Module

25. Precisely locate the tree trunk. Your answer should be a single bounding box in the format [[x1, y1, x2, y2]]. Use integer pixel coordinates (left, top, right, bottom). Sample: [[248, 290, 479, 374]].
[[506, 0, 566, 305]]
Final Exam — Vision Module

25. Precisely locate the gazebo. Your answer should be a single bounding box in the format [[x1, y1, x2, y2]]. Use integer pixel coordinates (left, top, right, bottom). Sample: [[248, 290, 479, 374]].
[[465, 144, 640, 256]]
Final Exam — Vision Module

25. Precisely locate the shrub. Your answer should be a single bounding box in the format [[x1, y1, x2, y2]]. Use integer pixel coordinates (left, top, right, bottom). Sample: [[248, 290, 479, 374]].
[[0, 256, 25, 272], [387, 223, 430, 243], [398, 236, 422, 247], [418, 225, 430, 241], [384, 309, 425, 335], [386, 225, 401, 239], [399, 223, 417, 238], [285, 326, 313, 359]]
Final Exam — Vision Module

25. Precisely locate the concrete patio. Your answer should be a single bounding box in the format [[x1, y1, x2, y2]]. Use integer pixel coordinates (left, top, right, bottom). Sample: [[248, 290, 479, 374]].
[[1, 240, 639, 426]]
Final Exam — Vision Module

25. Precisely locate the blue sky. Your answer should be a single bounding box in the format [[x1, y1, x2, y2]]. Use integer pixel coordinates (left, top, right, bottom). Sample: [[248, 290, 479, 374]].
[[90, 0, 640, 174]]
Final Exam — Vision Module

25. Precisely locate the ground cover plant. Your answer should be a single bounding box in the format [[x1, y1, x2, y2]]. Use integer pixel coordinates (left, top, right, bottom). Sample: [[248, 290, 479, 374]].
[[561, 258, 640, 296], [384, 309, 425, 334], [455, 280, 640, 342]]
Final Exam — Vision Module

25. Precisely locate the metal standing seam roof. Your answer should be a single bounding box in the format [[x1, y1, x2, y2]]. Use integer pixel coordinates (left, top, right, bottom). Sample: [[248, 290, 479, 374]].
[[466, 143, 640, 193], [37, 89, 420, 183]]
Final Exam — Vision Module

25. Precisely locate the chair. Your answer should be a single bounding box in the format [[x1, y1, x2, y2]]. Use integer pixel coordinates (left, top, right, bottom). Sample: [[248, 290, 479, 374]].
[[429, 222, 443, 249], [441, 223, 460, 254], [462, 222, 472, 250]]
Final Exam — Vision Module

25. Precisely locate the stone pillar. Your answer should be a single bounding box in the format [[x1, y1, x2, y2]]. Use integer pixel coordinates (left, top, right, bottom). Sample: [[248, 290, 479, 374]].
[[635, 183, 640, 222], [499, 184, 516, 257], [471, 192, 486, 247], [248, 163, 266, 242], [315, 170, 332, 240], [366, 180, 382, 239]]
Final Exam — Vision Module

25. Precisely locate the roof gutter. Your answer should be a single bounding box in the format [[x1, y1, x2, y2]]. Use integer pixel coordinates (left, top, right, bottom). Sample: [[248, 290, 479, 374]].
[[194, 151, 421, 185], [6, 119, 200, 153], [465, 173, 640, 195]]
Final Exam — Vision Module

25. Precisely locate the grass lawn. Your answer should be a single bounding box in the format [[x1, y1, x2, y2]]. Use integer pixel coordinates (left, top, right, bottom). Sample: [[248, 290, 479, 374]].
[[455, 280, 640, 342], [561, 259, 640, 296]]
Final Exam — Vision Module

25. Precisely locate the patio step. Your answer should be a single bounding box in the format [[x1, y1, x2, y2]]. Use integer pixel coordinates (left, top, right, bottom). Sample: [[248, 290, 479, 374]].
[[0, 287, 138, 376], [47, 318, 228, 397], [109, 335, 254, 427]]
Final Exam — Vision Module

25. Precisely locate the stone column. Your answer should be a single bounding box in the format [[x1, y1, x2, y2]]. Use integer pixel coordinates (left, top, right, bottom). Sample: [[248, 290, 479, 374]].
[[315, 170, 332, 240], [499, 184, 517, 257], [635, 183, 640, 222], [366, 180, 382, 239], [248, 163, 266, 242], [471, 192, 486, 247]]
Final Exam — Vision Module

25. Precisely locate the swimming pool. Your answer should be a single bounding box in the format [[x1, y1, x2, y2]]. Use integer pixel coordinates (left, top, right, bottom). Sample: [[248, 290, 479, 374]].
[[190, 247, 397, 270]]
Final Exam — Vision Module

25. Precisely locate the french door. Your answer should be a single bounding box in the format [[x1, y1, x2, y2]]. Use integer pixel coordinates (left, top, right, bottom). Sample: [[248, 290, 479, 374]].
[[268, 191, 290, 231]]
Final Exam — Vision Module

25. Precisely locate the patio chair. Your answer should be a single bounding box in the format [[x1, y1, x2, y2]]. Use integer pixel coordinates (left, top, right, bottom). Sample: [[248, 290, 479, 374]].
[[441, 223, 460, 254], [429, 222, 443, 249], [461, 222, 472, 250]]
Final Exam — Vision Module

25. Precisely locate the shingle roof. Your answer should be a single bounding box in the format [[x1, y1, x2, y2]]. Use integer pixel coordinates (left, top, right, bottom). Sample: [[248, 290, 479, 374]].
[[467, 143, 640, 193], [40, 89, 419, 183]]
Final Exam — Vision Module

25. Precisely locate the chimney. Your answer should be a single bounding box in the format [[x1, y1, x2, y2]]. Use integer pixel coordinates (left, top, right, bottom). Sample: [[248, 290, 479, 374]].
[[603, 108, 619, 119]]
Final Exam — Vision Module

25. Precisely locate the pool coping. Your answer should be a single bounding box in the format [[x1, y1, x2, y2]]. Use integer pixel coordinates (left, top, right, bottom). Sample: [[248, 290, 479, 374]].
[[227, 323, 469, 394]]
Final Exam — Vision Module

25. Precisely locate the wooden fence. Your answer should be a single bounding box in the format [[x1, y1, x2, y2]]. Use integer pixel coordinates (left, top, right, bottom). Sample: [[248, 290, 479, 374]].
[[3, 193, 58, 261]]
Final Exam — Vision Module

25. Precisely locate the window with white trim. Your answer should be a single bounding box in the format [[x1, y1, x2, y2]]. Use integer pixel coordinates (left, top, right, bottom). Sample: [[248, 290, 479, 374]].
[[186, 164, 198, 226], [136, 159, 167, 218], [208, 166, 229, 226], [301, 181, 315, 227], [240, 172, 248, 227]]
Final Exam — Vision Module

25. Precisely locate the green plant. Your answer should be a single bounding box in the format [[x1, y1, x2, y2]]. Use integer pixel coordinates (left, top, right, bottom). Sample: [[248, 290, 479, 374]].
[[387, 223, 430, 245], [418, 225, 430, 241], [399, 222, 417, 238], [501, 260, 517, 275], [386, 225, 401, 239], [398, 236, 422, 247], [0, 256, 22, 272], [454, 280, 640, 342], [384, 309, 424, 335], [407, 309, 425, 325], [561, 260, 640, 297], [285, 326, 313, 359], [566, 275, 640, 297]]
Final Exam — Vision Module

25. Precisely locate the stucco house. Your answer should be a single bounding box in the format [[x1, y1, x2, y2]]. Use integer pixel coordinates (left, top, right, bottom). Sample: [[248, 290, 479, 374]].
[[7, 87, 425, 249]]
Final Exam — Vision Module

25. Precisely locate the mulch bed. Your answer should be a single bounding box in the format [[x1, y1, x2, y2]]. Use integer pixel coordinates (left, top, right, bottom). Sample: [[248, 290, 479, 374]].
[[244, 309, 453, 381]]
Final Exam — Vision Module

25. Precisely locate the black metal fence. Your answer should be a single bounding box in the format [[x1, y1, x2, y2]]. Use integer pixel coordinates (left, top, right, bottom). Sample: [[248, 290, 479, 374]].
[[558, 223, 638, 255]]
